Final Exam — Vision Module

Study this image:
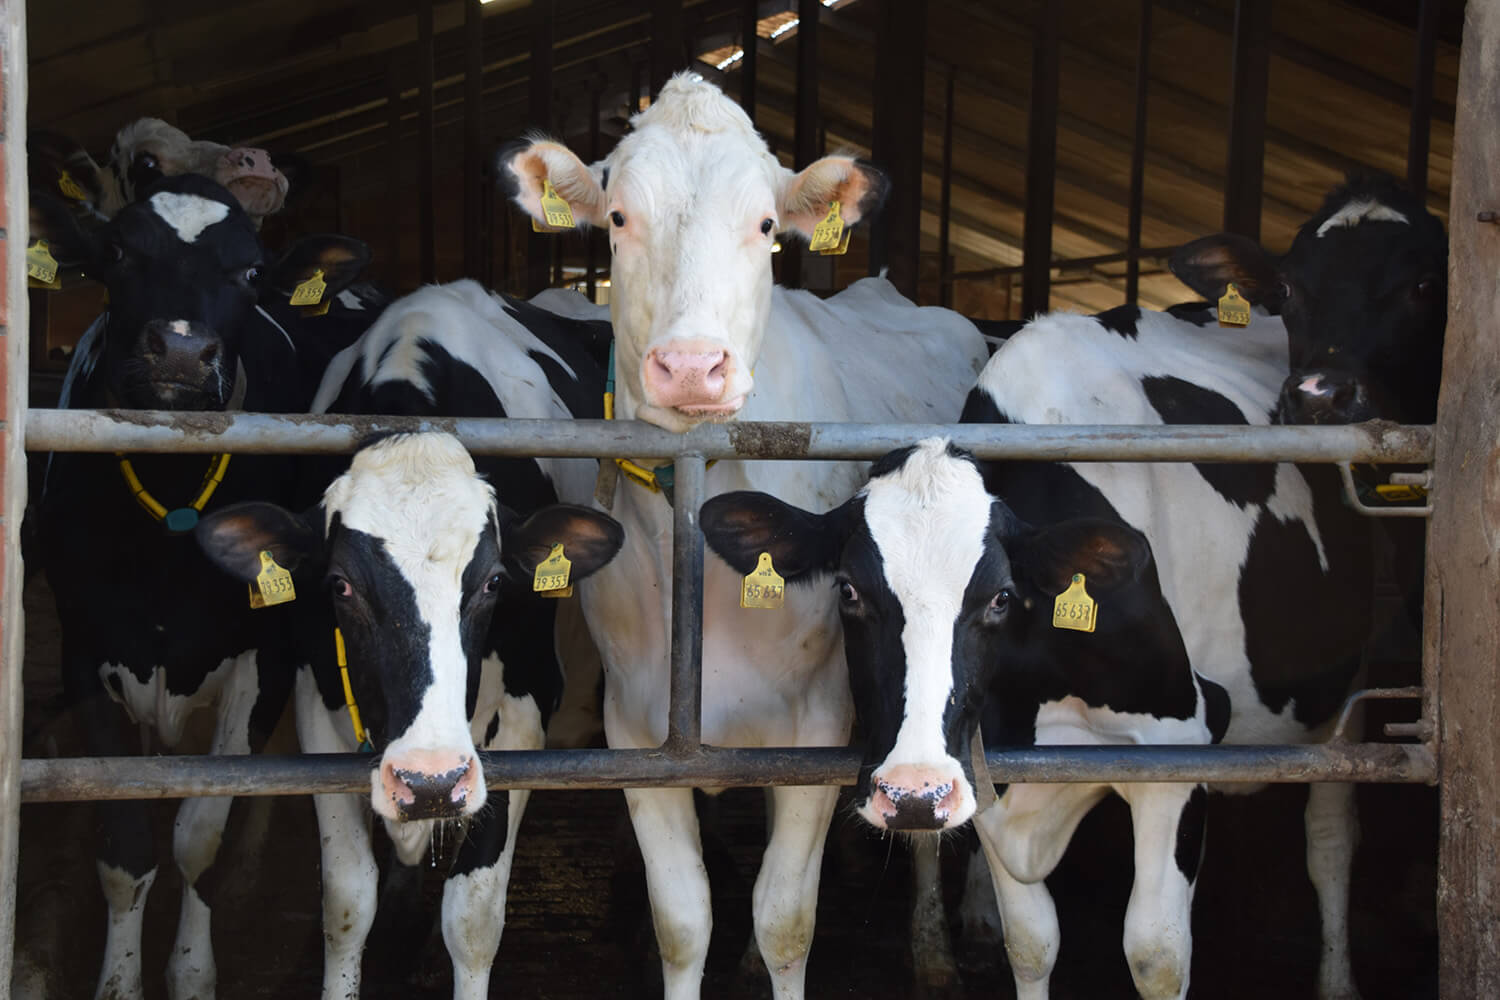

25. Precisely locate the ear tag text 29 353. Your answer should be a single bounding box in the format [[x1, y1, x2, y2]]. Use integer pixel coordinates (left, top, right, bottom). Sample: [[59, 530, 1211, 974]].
[[808, 200, 845, 253], [740, 552, 785, 610], [534, 543, 573, 598], [248, 550, 296, 609], [1052, 573, 1097, 633], [290, 268, 326, 306], [1217, 283, 1252, 327], [27, 240, 60, 287], [532, 179, 576, 232]]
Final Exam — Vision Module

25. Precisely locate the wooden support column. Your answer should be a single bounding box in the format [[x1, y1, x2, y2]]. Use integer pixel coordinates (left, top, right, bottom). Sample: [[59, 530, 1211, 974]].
[[740, 0, 759, 123], [586, 77, 602, 302], [1126, 0, 1153, 305], [1433, 4, 1500, 992], [783, 0, 823, 290], [1408, 0, 1440, 195], [938, 64, 955, 309], [385, 53, 403, 288], [526, 1, 555, 296], [1021, 1, 1060, 317], [463, 0, 484, 280], [1223, 0, 1270, 241], [418, 0, 436, 284], [651, 0, 684, 97], [868, 0, 927, 298]]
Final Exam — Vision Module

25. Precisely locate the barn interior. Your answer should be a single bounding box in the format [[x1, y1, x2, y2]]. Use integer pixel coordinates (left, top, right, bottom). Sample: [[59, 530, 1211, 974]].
[[17, 1, 1450, 997]]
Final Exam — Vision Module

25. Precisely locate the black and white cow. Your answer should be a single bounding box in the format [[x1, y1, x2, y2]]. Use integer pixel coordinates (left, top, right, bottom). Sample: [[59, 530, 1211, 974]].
[[31, 172, 374, 1000], [702, 439, 1227, 1000], [196, 279, 624, 1000]]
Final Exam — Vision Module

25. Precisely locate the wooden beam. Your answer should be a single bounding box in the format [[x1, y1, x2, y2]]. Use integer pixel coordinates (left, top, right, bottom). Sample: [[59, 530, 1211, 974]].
[[1223, 0, 1271, 241], [1126, 0, 1153, 305], [464, 0, 485, 280], [527, 0, 555, 296], [418, 0, 437, 284], [782, 0, 822, 290], [1408, 0, 1441, 194], [1022, 1, 1060, 316]]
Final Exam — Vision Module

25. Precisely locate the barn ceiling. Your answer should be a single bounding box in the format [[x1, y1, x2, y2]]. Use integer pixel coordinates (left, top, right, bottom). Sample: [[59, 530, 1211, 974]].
[[26, 0, 1463, 316]]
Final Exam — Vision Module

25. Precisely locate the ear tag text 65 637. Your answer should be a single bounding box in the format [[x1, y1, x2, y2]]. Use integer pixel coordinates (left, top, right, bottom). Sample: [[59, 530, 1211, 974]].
[[248, 550, 296, 609], [740, 552, 785, 610], [532, 179, 576, 232], [1052, 573, 1097, 633], [1217, 282, 1252, 327], [534, 543, 573, 598], [290, 268, 326, 307], [808, 200, 846, 254], [27, 240, 60, 288]]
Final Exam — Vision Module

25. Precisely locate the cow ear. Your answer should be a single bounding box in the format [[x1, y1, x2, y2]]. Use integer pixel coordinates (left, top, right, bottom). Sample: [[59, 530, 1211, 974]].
[[700, 491, 850, 583], [503, 504, 625, 583], [777, 156, 889, 236], [1018, 518, 1152, 597], [195, 501, 326, 583], [264, 235, 371, 301], [28, 129, 106, 211], [497, 138, 608, 229], [29, 192, 102, 271], [1169, 233, 1283, 309]]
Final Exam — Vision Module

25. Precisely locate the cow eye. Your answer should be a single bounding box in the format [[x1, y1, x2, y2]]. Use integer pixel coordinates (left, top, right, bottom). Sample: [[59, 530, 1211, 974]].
[[837, 579, 859, 605], [1277, 279, 1293, 302], [242, 265, 262, 284], [329, 575, 353, 600], [137, 151, 159, 171], [986, 589, 1013, 620], [109, 242, 125, 264], [760, 218, 775, 236], [610, 211, 626, 228], [483, 573, 502, 595], [1413, 276, 1439, 301]]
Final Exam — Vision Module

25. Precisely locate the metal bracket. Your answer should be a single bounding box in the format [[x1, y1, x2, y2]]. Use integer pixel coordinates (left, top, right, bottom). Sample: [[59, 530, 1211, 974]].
[[1329, 685, 1426, 742], [1337, 463, 1434, 517]]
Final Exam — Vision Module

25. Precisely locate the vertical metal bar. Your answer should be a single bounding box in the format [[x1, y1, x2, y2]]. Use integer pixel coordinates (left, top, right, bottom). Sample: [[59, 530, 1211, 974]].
[[464, 0, 484, 280], [527, 1, 555, 297], [1222, 0, 1271, 241], [385, 53, 403, 288], [586, 78, 602, 303], [667, 453, 706, 751], [651, 0, 684, 97], [1022, 1, 1061, 317], [740, 0, 759, 123], [1126, 0, 1153, 306], [1408, 0, 1440, 195], [939, 63, 956, 309], [783, 0, 821, 291], [418, 0, 437, 285]]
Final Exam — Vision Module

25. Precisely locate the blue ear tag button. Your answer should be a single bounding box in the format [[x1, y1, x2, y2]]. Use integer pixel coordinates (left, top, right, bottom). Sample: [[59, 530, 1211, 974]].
[[164, 507, 200, 534]]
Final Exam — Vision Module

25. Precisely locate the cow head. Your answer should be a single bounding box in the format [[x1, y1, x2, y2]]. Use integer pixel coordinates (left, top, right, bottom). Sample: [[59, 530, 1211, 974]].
[[703, 439, 1198, 832], [500, 72, 887, 432], [1171, 172, 1447, 426], [32, 172, 369, 410], [196, 432, 624, 822]]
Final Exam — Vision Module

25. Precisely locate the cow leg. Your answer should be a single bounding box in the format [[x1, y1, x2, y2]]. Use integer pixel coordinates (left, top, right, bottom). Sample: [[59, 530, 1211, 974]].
[[958, 837, 1003, 953], [1115, 782, 1204, 1000], [1306, 780, 1361, 1000], [625, 786, 712, 1000], [752, 784, 839, 999], [909, 835, 959, 991]]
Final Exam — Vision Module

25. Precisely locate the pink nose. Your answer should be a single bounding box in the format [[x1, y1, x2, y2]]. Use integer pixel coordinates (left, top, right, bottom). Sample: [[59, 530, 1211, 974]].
[[643, 347, 731, 411], [866, 764, 966, 831], [377, 749, 482, 821]]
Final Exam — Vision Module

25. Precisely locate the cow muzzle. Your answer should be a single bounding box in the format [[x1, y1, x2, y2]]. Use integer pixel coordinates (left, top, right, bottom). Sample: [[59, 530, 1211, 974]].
[[215, 147, 289, 220], [136, 319, 230, 409], [641, 340, 745, 417], [375, 748, 484, 822], [1278, 370, 1372, 425], [860, 762, 972, 832]]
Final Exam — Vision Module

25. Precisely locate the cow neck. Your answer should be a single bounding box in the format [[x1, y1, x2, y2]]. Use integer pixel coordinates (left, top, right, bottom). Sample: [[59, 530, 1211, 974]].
[[334, 627, 374, 752], [603, 339, 716, 507]]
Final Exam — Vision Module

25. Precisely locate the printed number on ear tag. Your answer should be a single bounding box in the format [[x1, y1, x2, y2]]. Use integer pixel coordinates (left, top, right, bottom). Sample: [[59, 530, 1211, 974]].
[[808, 201, 845, 254], [248, 550, 296, 609], [290, 268, 326, 306], [534, 543, 573, 598], [26, 241, 59, 287], [532, 179, 576, 233], [740, 552, 785, 610], [1217, 282, 1252, 327], [818, 224, 853, 256], [1051, 573, 1097, 633]]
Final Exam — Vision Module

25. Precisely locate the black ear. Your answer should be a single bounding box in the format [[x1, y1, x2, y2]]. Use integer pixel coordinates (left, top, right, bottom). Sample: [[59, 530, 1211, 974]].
[[1017, 518, 1152, 597], [503, 504, 625, 583], [195, 501, 325, 582], [29, 192, 103, 270], [263, 235, 372, 301], [700, 491, 850, 583], [1169, 233, 1283, 309], [28, 129, 105, 209]]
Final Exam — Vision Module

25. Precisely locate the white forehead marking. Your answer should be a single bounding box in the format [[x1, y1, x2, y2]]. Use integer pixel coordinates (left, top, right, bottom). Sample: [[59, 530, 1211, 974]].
[[169, 320, 190, 336], [1315, 199, 1409, 238], [148, 191, 231, 243], [863, 438, 995, 766]]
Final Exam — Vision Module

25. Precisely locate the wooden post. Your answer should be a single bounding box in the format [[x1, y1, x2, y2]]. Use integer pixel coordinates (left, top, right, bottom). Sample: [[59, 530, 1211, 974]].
[[1433, 3, 1500, 992], [527, 1, 555, 296], [1223, 0, 1271, 241], [1126, 0, 1153, 306], [418, 0, 436, 284], [938, 64, 956, 309], [585, 78, 602, 303], [385, 53, 403, 288], [651, 0, 684, 97], [464, 0, 485, 280], [1021, 1, 1060, 317], [782, 0, 822, 291], [740, 0, 758, 123], [1408, 0, 1440, 195]]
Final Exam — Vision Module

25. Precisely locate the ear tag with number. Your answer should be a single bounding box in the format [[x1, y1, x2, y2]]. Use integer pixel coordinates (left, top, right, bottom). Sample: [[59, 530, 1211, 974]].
[[26, 240, 60, 287], [740, 552, 785, 610], [248, 550, 296, 609], [302, 298, 332, 317], [807, 200, 845, 253], [1052, 573, 1097, 633], [818, 223, 853, 256], [290, 269, 326, 306], [57, 170, 89, 202], [1217, 283, 1252, 327], [533, 543, 574, 597], [532, 179, 576, 233], [1374, 483, 1427, 503]]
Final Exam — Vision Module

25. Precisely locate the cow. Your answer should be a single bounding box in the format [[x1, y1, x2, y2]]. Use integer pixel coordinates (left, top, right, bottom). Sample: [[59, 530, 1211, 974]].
[[195, 279, 625, 1000], [499, 71, 988, 998], [30, 172, 374, 1000]]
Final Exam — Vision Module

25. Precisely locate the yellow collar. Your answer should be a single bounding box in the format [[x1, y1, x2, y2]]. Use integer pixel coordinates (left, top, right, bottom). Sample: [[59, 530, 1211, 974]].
[[334, 627, 373, 752], [116, 453, 231, 534]]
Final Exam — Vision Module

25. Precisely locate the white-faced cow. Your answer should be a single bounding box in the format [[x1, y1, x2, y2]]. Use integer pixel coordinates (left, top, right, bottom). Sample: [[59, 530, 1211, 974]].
[[701, 438, 1228, 1000], [501, 72, 987, 998], [196, 280, 624, 1000], [31, 172, 374, 1000]]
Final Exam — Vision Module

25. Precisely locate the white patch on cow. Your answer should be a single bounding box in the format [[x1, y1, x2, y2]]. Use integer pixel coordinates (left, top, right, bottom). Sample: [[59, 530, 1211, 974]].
[[862, 439, 992, 782], [148, 190, 230, 243], [96, 863, 156, 1000], [169, 319, 191, 336], [1315, 199, 1409, 238], [98, 655, 237, 748], [253, 305, 297, 354], [337, 288, 364, 310]]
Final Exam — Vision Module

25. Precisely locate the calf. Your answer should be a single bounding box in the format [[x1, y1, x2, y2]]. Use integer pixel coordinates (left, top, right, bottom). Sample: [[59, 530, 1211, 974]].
[[702, 439, 1226, 999], [198, 280, 624, 1000], [31, 173, 372, 1000]]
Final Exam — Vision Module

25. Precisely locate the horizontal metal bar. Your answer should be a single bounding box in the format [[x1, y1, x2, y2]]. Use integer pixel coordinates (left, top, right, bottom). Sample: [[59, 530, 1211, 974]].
[[24, 410, 1435, 465], [19, 743, 1436, 802]]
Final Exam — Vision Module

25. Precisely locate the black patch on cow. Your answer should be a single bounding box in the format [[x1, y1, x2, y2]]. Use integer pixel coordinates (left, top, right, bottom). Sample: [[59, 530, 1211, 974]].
[[1141, 375, 1276, 508], [1174, 786, 1208, 883], [841, 524, 907, 807], [1164, 301, 1217, 327], [1200, 676, 1230, 744], [450, 790, 512, 879], [484, 712, 501, 746], [600, 167, 610, 191], [1094, 304, 1142, 339]]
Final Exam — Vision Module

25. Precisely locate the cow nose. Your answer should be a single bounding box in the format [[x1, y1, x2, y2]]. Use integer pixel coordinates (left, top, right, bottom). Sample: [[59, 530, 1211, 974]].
[[643, 345, 731, 410], [141, 319, 223, 382], [378, 750, 482, 821], [865, 764, 966, 831], [1279, 370, 1362, 425]]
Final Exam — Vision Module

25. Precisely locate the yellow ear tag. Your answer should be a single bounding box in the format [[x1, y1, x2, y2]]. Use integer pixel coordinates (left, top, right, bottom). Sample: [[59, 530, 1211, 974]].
[[290, 269, 326, 306], [1052, 573, 1097, 633], [533, 542, 574, 598], [248, 550, 296, 609], [818, 223, 853, 257], [740, 552, 786, 610], [57, 170, 89, 202], [26, 240, 60, 287], [807, 200, 845, 253], [302, 298, 332, 317], [1217, 282, 1252, 327], [532, 179, 576, 233]]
